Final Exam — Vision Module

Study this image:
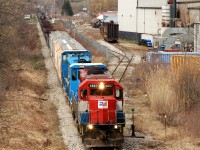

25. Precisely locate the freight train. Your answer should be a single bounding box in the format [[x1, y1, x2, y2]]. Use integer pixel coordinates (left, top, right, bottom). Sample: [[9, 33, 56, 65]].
[[38, 13, 125, 149], [100, 21, 119, 42]]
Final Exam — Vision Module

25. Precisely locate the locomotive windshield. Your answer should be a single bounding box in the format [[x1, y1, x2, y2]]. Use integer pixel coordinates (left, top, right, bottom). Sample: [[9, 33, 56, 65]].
[[90, 89, 113, 96]]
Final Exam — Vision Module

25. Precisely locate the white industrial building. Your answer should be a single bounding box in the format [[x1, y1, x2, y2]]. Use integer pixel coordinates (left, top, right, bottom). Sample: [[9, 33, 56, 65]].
[[118, 0, 199, 51], [118, 0, 171, 40]]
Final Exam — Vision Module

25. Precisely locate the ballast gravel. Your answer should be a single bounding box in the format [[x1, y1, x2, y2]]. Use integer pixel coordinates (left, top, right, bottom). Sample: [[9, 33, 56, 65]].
[[37, 22, 85, 150], [37, 22, 155, 150]]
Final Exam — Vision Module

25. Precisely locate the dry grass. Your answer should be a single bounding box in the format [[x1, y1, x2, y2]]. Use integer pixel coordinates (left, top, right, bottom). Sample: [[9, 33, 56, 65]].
[[145, 63, 200, 135], [180, 104, 200, 138], [127, 62, 200, 148], [0, 22, 66, 149], [146, 66, 181, 116]]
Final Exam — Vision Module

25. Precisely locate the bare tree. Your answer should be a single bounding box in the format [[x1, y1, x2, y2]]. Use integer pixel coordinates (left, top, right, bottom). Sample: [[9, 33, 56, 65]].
[[89, 0, 117, 16]]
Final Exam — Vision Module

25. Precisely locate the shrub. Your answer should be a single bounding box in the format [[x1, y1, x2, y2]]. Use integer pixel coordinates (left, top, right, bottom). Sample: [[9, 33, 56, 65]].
[[146, 66, 182, 116], [145, 63, 200, 127], [34, 60, 46, 70]]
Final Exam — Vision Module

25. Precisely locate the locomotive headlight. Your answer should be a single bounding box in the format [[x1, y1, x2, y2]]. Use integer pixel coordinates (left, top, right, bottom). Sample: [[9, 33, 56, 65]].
[[114, 125, 118, 129], [88, 124, 93, 130], [99, 82, 105, 90]]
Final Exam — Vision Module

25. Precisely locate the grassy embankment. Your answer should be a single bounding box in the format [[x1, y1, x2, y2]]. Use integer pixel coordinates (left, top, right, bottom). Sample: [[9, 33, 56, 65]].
[[0, 18, 66, 149]]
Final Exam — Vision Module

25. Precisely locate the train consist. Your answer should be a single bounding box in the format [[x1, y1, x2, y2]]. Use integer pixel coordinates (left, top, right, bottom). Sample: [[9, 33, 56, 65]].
[[37, 13, 125, 148]]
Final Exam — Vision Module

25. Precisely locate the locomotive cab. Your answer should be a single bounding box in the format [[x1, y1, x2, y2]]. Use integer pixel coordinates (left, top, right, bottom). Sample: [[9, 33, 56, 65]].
[[61, 51, 91, 98], [77, 65, 125, 148]]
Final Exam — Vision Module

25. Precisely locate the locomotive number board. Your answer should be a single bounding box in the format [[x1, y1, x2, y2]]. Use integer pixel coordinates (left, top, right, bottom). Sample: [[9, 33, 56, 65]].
[[89, 84, 114, 88]]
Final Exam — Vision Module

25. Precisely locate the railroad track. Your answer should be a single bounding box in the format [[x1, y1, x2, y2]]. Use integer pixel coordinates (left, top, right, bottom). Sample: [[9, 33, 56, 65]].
[[109, 43, 135, 83]]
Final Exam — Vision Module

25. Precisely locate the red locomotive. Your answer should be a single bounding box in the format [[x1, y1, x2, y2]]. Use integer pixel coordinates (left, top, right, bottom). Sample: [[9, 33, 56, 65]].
[[77, 65, 125, 148]]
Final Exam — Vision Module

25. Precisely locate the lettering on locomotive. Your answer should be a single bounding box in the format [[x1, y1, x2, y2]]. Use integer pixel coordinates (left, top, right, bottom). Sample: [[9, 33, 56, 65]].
[[98, 101, 108, 109]]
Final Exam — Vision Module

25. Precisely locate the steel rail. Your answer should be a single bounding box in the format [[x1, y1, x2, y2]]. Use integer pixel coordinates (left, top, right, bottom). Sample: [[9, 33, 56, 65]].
[[118, 54, 134, 83], [111, 55, 126, 75], [110, 43, 135, 83]]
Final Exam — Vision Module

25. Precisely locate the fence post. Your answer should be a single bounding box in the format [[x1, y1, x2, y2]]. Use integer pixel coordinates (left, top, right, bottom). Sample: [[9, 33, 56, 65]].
[[131, 108, 135, 137]]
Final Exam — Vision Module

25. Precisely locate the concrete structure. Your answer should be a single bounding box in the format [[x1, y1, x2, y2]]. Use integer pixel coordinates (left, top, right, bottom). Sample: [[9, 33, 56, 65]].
[[194, 22, 200, 52], [118, 0, 169, 40], [177, 0, 200, 25]]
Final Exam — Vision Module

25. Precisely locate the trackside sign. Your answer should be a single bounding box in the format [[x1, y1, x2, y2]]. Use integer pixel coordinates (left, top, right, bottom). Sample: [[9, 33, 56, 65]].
[[98, 101, 108, 109]]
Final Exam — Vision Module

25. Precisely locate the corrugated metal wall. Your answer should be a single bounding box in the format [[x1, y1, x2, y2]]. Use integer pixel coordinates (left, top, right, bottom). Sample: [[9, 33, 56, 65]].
[[171, 55, 200, 71], [146, 52, 200, 64]]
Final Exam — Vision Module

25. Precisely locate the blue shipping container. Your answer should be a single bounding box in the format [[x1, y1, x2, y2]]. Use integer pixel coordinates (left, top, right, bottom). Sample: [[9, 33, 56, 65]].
[[146, 52, 200, 64]]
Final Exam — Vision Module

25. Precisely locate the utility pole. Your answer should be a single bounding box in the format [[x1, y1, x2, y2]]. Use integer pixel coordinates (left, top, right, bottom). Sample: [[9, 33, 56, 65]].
[[54, 0, 56, 18], [83, 0, 88, 13]]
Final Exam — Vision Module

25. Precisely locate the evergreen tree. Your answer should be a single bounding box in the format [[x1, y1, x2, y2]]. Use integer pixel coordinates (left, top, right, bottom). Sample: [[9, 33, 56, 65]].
[[61, 0, 74, 16]]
